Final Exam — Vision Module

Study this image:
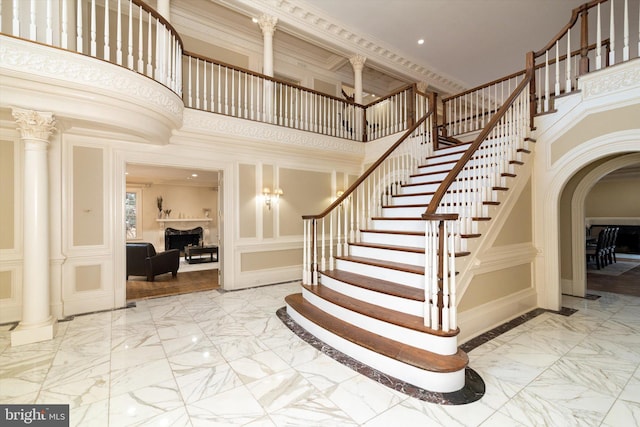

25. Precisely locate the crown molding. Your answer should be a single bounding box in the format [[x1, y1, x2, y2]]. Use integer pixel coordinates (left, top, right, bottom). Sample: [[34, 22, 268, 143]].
[[215, 0, 467, 95]]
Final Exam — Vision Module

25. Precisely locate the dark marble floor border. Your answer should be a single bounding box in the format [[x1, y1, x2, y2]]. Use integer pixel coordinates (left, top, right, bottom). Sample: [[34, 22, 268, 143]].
[[562, 293, 601, 300], [276, 307, 485, 405], [460, 306, 577, 353]]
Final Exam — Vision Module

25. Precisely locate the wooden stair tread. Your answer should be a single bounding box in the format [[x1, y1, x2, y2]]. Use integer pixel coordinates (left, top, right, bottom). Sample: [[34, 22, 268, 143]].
[[320, 269, 424, 301], [336, 255, 423, 275], [286, 293, 467, 373], [303, 284, 461, 337]]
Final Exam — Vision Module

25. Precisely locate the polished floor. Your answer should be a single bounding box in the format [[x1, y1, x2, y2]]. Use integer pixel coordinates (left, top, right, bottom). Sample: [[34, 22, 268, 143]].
[[1, 283, 639, 426]]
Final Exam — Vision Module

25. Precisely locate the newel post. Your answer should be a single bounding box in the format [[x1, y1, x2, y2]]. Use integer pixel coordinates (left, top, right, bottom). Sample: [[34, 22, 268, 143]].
[[407, 84, 416, 129], [430, 92, 439, 151], [579, 5, 590, 75], [526, 51, 536, 129]]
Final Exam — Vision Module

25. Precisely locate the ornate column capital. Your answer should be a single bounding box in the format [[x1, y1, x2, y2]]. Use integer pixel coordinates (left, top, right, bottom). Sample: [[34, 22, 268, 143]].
[[12, 108, 56, 143], [258, 15, 278, 36], [349, 54, 367, 72]]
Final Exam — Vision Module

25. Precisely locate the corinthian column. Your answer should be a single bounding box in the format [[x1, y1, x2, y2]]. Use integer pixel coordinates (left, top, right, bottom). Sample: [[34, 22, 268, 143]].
[[349, 54, 366, 104], [157, 0, 171, 22], [258, 14, 278, 77], [11, 108, 58, 347]]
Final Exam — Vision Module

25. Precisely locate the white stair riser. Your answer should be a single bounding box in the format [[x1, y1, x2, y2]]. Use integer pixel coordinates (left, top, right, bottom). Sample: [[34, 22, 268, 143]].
[[370, 219, 424, 233], [286, 304, 465, 392], [319, 273, 424, 317], [349, 245, 424, 267], [424, 152, 463, 164], [302, 288, 458, 355], [360, 232, 424, 247], [391, 194, 433, 205], [417, 162, 455, 174], [410, 171, 448, 184], [336, 258, 423, 288], [399, 182, 440, 194], [382, 206, 426, 218]]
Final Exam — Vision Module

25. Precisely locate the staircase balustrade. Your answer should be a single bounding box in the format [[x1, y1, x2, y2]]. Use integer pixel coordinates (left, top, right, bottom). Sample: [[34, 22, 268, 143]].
[[302, 93, 436, 312], [0, 0, 183, 95]]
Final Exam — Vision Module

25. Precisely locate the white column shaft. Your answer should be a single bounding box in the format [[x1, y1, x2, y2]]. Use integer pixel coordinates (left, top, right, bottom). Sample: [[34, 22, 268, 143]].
[[157, 0, 171, 22]]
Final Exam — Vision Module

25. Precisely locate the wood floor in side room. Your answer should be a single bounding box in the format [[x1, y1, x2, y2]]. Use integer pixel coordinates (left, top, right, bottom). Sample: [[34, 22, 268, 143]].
[[587, 256, 640, 297], [127, 269, 219, 300]]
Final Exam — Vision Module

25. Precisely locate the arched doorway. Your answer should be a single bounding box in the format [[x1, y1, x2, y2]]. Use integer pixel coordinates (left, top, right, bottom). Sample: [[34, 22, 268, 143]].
[[568, 154, 640, 297], [535, 130, 640, 310]]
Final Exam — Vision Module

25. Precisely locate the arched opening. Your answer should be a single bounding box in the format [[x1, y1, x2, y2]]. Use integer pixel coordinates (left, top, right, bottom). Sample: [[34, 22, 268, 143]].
[[536, 130, 640, 310]]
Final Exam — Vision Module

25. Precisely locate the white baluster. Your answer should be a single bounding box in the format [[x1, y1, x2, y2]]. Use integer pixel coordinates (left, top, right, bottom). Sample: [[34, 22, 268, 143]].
[[224, 67, 228, 115], [313, 219, 318, 285], [137, 6, 144, 72], [424, 221, 432, 328], [89, 0, 96, 55], [430, 222, 439, 329], [448, 222, 457, 330], [566, 29, 572, 92], [61, 0, 68, 49], [116, 0, 122, 64], [195, 58, 200, 109], [442, 218, 450, 332], [12, 0, 19, 37], [623, 0, 629, 61], [343, 194, 349, 254], [544, 50, 550, 111], [103, 0, 110, 59], [596, 3, 602, 70], [46, 0, 52, 44], [187, 58, 192, 107], [302, 220, 308, 284], [329, 210, 334, 270], [146, 12, 152, 76], [336, 204, 342, 257], [320, 219, 326, 272], [610, 0, 616, 65], [211, 63, 215, 112], [29, 0, 36, 41], [555, 41, 560, 96], [127, 0, 133, 69], [76, 0, 83, 52]]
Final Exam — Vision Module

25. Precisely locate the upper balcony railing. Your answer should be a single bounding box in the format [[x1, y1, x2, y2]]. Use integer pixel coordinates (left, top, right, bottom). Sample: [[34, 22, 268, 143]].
[[1, 0, 426, 143], [0, 0, 183, 95], [2, 0, 637, 145]]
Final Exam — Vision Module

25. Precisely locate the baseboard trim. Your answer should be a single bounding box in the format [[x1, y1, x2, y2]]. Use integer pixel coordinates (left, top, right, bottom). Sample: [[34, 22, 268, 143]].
[[457, 288, 537, 344]]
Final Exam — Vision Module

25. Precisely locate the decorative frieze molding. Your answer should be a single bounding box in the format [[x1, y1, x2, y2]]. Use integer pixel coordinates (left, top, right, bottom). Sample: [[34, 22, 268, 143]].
[[580, 59, 640, 99], [11, 108, 56, 143], [182, 110, 364, 155], [215, 0, 467, 95], [0, 36, 183, 122]]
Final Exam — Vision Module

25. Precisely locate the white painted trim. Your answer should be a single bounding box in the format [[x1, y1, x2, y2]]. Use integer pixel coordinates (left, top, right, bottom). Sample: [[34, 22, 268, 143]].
[[470, 243, 537, 276], [302, 287, 458, 355], [286, 304, 466, 393], [457, 288, 537, 344], [569, 153, 640, 297]]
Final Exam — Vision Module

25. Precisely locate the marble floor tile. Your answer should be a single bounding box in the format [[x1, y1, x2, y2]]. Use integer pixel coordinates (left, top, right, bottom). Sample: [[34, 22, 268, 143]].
[[325, 374, 405, 424], [1, 286, 638, 426], [186, 384, 266, 426]]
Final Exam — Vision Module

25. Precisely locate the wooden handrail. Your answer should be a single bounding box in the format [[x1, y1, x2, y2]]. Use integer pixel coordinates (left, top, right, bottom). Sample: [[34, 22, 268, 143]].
[[442, 40, 607, 105], [132, 0, 184, 47], [423, 52, 534, 217], [533, 0, 607, 58], [184, 50, 367, 108], [365, 83, 415, 108], [303, 99, 434, 221]]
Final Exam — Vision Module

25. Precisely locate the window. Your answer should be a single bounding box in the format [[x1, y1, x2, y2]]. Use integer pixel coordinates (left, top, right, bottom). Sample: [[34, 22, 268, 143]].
[[125, 189, 142, 240]]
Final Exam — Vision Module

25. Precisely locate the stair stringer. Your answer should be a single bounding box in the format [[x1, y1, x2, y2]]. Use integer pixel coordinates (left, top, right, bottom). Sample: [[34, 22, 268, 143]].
[[446, 157, 537, 340]]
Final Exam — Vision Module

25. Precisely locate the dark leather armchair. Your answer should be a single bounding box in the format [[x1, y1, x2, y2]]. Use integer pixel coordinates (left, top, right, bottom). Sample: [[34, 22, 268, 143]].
[[126, 242, 179, 281]]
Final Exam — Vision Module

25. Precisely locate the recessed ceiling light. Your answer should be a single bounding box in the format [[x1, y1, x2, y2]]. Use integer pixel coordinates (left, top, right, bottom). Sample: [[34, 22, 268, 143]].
[[252, 17, 258, 23], [418, 39, 425, 45], [191, 173, 198, 178]]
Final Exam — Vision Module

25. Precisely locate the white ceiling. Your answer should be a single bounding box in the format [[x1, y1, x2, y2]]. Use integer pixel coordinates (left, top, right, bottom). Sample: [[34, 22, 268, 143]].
[[126, 164, 219, 187], [294, 0, 588, 87]]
